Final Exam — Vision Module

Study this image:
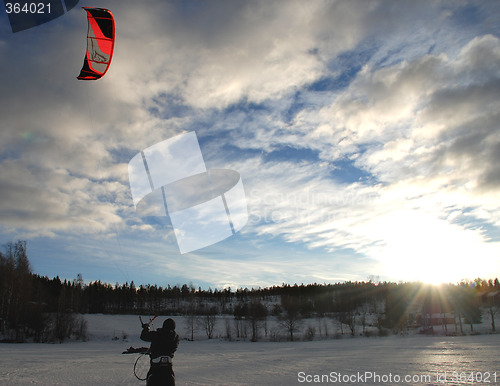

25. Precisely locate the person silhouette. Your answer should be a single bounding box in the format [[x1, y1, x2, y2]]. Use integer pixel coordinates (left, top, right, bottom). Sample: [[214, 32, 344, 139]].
[[140, 318, 180, 386]]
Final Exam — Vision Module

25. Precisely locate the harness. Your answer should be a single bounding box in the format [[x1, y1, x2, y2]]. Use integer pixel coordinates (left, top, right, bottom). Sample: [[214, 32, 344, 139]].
[[150, 355, 173, 367]]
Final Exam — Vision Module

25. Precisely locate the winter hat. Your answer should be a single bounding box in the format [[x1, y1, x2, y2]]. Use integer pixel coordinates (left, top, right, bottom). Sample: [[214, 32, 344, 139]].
[[163, 318, 176, 330]]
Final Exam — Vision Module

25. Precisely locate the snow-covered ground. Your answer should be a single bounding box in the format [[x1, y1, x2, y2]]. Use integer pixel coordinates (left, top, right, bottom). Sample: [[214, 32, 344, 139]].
[[1, 314, 499, 385]]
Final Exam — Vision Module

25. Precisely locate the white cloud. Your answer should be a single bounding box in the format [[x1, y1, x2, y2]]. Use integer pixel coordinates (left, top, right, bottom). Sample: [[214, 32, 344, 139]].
[[233, 154, 500, 283], [219, 32, 500, 281], [1, 1, 500, 285], [106, 0, 372, 110], [0, 158, 128, 238]]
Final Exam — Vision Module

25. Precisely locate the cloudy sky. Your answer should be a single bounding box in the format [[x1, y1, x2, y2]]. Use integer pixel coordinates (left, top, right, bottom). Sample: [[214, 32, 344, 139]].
[[1, 0, 500, 289]]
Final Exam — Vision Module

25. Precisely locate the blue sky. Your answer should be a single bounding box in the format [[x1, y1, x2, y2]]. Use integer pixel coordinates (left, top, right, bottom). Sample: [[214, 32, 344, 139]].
[[1, 1, 500, 289]]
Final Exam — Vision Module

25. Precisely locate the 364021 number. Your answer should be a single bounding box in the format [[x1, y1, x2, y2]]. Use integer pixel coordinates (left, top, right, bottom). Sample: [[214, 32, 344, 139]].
[[5, 2, 51, 14], [450, 371, 498, 383]]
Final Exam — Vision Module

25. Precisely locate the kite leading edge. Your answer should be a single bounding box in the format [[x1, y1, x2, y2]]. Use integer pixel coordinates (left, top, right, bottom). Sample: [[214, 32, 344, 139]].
[[77, 7, 115, 80]]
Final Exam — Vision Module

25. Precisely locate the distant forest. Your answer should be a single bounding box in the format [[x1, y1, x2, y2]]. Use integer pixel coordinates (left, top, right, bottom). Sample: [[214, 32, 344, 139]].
[[1, 240, 499, 343]]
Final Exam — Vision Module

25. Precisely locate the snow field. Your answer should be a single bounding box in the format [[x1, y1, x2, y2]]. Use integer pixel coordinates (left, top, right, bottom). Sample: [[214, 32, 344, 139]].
[[1, 314, 499, 385]]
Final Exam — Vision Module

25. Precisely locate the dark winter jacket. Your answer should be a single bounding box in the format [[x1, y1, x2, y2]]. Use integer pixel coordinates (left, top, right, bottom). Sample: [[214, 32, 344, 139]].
[[140, 326, 180, 359]]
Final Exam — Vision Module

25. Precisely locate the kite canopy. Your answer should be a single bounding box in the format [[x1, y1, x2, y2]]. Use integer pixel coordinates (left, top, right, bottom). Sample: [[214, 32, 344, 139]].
[[77, 7, 115, 80]]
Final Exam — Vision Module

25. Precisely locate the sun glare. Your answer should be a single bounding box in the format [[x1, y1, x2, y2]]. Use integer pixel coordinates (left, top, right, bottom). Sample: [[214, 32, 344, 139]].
[[371, 209, 500, 285]]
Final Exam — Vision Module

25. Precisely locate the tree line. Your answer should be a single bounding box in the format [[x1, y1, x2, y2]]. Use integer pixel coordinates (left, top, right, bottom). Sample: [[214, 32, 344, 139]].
[[1, 240, 499, 342]]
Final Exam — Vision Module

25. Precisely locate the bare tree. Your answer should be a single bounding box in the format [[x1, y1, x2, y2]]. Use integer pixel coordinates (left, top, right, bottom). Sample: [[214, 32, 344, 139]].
[[486, 290, 500, 333], [184, 295, 198, 341], [334, 310, 357, 336], [0, 241, 32, 341], [197, 306, 217, 339], [280, 312, 302, 342], [247, 300, 267, 342], [280, 298, 302, 342]]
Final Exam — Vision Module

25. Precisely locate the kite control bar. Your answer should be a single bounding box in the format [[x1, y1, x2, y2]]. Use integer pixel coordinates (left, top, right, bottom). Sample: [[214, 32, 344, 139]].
[[139, 315, 158, 328]]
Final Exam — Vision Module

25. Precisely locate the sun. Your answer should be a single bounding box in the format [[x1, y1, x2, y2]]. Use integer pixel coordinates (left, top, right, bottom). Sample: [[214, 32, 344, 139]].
[[417, 271, 452, 286], [372, 209, 500, 285]]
